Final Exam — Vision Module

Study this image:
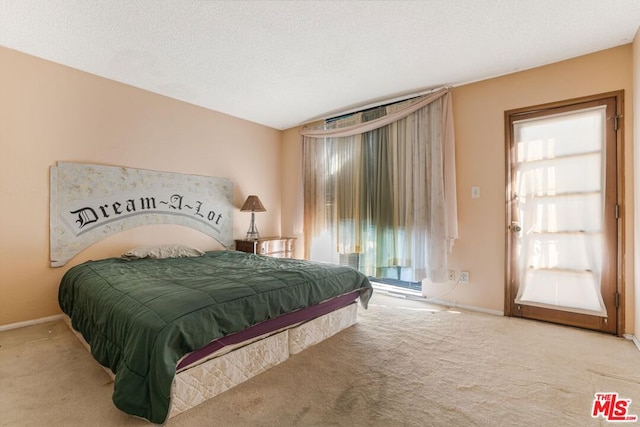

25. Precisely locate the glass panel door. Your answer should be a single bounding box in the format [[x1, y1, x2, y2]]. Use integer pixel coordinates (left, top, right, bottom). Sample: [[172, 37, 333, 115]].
[[506, 95, 619, 334], [513, 107, 607, 316]]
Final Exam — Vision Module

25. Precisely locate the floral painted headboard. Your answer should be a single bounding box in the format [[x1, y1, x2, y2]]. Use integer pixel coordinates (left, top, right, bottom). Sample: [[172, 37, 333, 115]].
[[49, 162, 233, 267]]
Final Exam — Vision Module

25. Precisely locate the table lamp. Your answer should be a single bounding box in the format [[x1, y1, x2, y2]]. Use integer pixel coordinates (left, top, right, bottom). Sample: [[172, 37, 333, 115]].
[[240, 195, 266, 240]]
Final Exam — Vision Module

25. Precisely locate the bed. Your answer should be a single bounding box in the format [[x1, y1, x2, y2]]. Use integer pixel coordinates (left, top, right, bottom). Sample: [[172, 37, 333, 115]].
[[52, 162, 372, 424], [59, 250, 372, 423]]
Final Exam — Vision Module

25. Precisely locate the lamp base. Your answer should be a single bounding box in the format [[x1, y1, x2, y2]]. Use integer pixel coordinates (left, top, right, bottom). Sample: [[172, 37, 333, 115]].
[[245, 212, 260, 240], [244, 232, 260, 241]]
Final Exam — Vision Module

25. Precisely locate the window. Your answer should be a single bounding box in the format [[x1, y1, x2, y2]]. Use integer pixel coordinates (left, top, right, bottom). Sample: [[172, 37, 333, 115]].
[[300, 89, 458, 286]]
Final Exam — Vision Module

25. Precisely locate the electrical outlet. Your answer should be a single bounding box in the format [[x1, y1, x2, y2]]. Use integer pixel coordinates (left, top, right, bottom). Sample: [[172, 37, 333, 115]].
[[447, 270, 456, 282], [459, 271, 469, 284]]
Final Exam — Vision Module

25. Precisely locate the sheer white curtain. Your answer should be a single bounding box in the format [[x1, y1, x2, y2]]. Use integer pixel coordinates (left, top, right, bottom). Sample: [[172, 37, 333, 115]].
[[513, 106, 607, 316], [300, 88, 457, 282], [302, 113, 363, 264]]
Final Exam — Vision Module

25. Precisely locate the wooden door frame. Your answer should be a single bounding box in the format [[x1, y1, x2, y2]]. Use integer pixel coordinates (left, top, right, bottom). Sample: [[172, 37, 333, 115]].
[[504, 91, 625, 336]]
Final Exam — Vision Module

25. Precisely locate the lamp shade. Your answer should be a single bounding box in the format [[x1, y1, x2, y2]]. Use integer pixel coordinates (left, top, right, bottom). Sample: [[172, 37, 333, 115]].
[[240, 195, 266, 212]]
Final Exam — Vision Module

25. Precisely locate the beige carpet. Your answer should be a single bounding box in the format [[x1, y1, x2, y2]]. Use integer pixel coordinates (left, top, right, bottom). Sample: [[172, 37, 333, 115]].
[[1, 292, 639, 427]]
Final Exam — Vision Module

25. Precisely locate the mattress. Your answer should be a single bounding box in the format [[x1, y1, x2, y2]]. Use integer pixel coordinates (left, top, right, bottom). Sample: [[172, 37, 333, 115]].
[[64, 303, 359, 419], [168, 303, 358, 418], [289, 301, 358, 355], [176, 290, 361, 371], [169, 330, 290, 418]]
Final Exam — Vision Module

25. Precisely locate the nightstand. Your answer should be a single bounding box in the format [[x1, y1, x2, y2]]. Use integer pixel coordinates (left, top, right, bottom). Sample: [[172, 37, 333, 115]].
[[235, 237, 296, 258]]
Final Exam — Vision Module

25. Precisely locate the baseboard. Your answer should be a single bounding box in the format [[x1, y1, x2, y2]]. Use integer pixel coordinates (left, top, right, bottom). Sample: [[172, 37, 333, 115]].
[[426, 299, 504, 316], [623, 334, 640, 352], [0, 314, 64, 332], [371, 283, 504, 316]]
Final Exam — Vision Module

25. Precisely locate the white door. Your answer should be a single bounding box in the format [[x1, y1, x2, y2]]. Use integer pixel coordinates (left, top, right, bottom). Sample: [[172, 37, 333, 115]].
[[506, 94, 621, 334]]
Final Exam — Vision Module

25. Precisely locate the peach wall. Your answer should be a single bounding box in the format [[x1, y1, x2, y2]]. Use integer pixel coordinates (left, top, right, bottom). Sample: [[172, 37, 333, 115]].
[[0, 47, 282, 326], [633, 30, 640, 342], [3, 43, 636, 334], [282, 45, 636, 333], [448, 45, 634, 332]]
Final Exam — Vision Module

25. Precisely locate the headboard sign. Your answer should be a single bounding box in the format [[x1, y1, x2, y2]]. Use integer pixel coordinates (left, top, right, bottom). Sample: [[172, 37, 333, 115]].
[[50, 162, 233, 267]]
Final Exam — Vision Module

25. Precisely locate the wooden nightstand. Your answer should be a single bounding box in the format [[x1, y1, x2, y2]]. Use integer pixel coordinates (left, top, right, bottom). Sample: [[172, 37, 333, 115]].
[[235, 237, 296, 258]]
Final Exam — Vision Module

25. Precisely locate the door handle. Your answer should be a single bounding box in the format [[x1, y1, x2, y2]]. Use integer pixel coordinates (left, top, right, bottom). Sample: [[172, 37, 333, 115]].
[[510, 222, 522, 232]]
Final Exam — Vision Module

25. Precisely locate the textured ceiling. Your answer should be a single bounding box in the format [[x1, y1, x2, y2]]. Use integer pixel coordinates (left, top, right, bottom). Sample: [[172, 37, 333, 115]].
[[2, 1, 640, 129]]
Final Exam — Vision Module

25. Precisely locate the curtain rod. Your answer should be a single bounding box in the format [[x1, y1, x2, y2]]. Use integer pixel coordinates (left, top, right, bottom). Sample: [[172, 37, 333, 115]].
[[318, 85, 450, 123]]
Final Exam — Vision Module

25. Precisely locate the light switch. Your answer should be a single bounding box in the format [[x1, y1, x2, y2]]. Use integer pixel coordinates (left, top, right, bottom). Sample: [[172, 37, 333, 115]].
[[471, 186, 480, 199]]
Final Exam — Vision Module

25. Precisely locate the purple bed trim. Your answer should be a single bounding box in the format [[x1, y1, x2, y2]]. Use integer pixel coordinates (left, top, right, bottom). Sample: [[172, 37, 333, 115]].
[[176, 290, 361, 370]]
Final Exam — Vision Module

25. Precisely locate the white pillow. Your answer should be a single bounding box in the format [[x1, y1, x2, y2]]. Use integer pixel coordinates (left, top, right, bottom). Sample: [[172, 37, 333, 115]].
[[122, 244, 205, 260]]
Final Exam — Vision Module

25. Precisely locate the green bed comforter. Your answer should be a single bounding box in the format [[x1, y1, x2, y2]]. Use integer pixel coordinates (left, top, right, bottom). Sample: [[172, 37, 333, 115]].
[[58, 250, 372, 423]]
